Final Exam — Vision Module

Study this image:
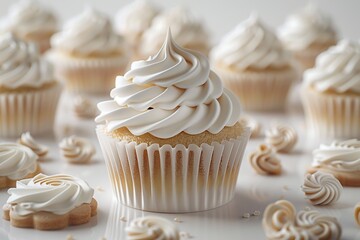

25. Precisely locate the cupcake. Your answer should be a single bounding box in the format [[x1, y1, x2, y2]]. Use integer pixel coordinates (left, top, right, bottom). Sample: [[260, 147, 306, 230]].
[[115, 0, 159, 60], [210, 14, 299, 111], [0, 0, 58, 53], [301, 40, 360, 139], [278, 4, 337, 71], [95, 30, 250, 212], [0, 33, 62, 137], [48, 8, 129, 95], [139, 6, 210, 58]]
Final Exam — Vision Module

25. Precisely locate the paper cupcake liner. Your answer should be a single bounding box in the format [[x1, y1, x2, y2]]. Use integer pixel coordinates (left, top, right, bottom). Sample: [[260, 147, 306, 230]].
[[301, 87, 360, 139], [0, 82, 62, 138], [215, 66, 298, 111], [96, 125, 250, 213], [48, 51, 129, 95]]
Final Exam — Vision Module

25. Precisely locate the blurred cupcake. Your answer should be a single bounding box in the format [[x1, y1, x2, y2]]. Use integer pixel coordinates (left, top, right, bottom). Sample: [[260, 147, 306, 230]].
[[211, 14, 299, 111], [0, 0, 57, 53], [302, 40, 360, 139], [278, 4, 337, 72], [48, 8, 129, 95], [115, 0, 159, 60], [139, 6, 210, 58], [0, 33, 62, 137], [95, 30, 250, 213]]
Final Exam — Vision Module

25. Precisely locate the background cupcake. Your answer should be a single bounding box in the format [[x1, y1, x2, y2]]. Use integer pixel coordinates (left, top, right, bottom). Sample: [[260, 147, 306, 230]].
[[210, 14, 299, 111], [0, 0, 57, 53], [139, 6, 210, 58], [48, 8, 129, 95], [95, 31, 250, 213], [302, 40, 360, 139], [278, 4, 337, 72], [0, 33, 61, 137]]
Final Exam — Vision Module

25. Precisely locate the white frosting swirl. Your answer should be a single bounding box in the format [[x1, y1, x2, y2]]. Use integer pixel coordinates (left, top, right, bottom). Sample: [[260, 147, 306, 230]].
[[0, 143, 38, 180], [51, 8, 125, 56], [96, 30, 240, 138], [140, 6, 209, 56], [304, 40, 360, 94], [312, 139, 360, 173], [17, 132, 48, 158], [7, 173, 94, 215], [278, 4, 337, 51], [301, 171, 343, 206], [265, 125, 297, 153], [210, 14, 291, 70], [249, 144, 281, 175], [0, 33, 54, 89], [263, 200, 342, 240], [0, 0, 57, 36], [126, 216, 180, 240], [59, 136, 95, 164], [355, 202, 360, 227]]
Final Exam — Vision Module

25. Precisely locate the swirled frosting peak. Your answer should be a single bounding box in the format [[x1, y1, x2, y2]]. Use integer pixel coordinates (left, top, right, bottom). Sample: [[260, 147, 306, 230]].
[[312, 139, 360, 173], [51, 7, 125, 56], [0, 33, 54, 89], [249, 144, 281, 175], [59, 135, 95, 164], [126, 216, 180, 240], [278, 3, 337, 51], [210, 13, 291, 70], [17, 132, 48, 158], [0, 143, 38, 180], [265, 124, 297, 153], [7, 173, 94, 216], [96, 30, 241, 138], [304, 40, 360, 94]]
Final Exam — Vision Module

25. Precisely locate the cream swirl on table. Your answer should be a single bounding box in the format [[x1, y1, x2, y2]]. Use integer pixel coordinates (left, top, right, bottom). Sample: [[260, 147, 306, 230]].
[[140, 6, 209, 56], [0, 143, 38, 180], [59, 136, 95, 164], [0, 33, 54, 89], [96, 30, 240, 138], [249, 144, 281, 175], [278, 3, 337, 51], [301, 171, 342, 206], [51, 8, 125, 56], [0, 0, 57, 36], [304, 40, 360, 94], [17, 132, 48, 158], [265, 124, 297, 153], [210, 13, 291, 70], [6, 173, 94, 216], [263, 200, 342, 240], [126, 216, 180, 240], [312, 139, 360, 173]]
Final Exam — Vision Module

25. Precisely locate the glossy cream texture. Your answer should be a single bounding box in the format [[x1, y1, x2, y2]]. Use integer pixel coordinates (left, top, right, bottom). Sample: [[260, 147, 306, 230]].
[[304, 40, 360, 94], [59, 136, 95, 164], [7, 173, 94, 215], [210, 14, 291, 70], [18, 132, 48, 158], [96, 31, 240, 139], [278, 4, 337, 51], [0, 33, 54, 89], [0, 143, 38, 180]]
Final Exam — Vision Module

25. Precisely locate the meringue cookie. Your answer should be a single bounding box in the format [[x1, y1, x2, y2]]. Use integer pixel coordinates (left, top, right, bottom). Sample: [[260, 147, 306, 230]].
[[265, 125, 297, 153], [249, 144, 281, 175], [17, 132, 48, 158], [59, 136, 95, 164], [239, 116, 261, 138], [73, 96, 98, 119], [126, 216, 180, 240], [301, 171, 342, 206]]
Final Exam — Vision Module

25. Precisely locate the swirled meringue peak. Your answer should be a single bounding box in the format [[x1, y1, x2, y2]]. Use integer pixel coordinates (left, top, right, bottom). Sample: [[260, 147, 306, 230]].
[[0, 33, 54, 89], [51, 7, 125, 56], [304, 40, 360, 94], [210, 13, 291, 70], [301, 171, 343, 206], [96, 30, 241, 139], [7, 173, 94, 216], [249, 144, 282, 175], [278, 3, 337, 51], [126, 216, 180, 240]]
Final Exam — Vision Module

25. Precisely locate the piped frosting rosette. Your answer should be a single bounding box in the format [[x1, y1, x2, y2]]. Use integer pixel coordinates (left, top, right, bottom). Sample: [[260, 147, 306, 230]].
[[95, 30, 250, 212]]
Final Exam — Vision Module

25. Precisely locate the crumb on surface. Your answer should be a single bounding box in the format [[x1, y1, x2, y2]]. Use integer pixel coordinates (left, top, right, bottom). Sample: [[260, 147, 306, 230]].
[[242, 213, 250, 218]]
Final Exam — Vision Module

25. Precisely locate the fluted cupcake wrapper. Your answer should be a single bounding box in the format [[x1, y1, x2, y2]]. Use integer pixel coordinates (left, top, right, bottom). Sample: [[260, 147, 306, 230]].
[[301, 87, 360, 139], [0, 82, 62, 138], [214, 67, 297, 111], [96, 125, 250, 213]]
